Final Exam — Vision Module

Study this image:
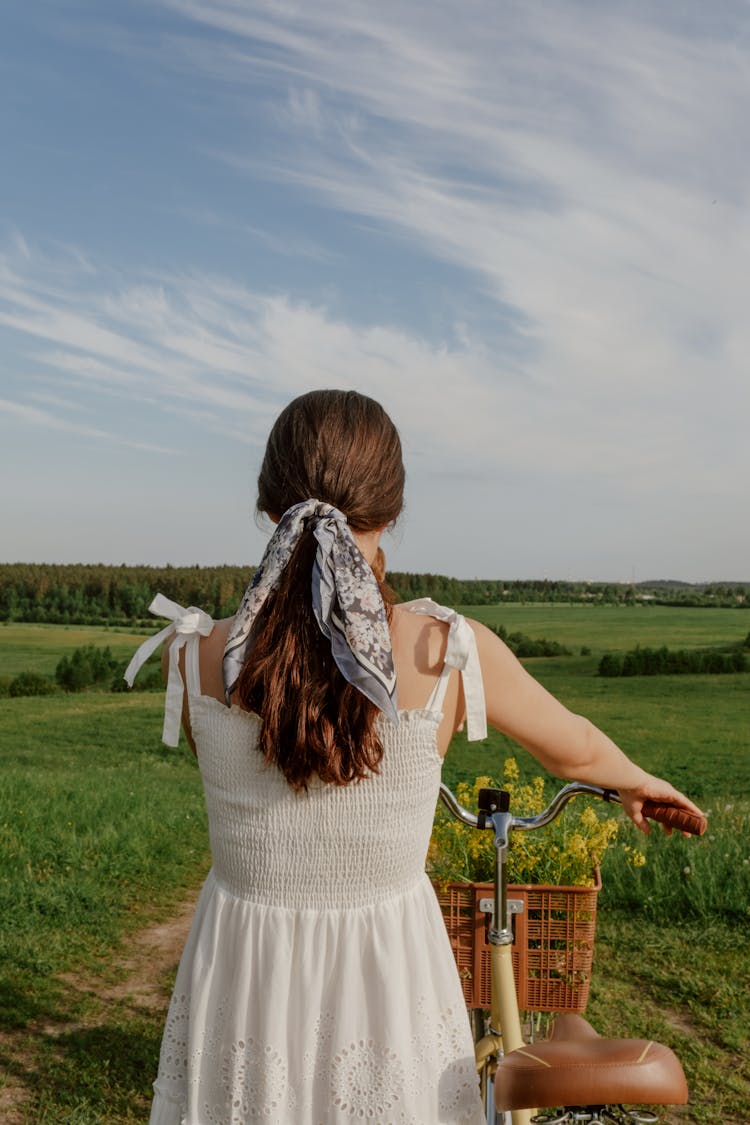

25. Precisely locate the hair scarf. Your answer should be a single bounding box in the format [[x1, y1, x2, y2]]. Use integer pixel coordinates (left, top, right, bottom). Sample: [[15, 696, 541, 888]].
[[222, 499, 398, 724]]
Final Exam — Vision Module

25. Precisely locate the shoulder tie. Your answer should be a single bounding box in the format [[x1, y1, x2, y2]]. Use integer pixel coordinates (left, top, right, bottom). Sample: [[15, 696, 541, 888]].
[[404, 598, 488, 740], [123, 593, 214, 747]]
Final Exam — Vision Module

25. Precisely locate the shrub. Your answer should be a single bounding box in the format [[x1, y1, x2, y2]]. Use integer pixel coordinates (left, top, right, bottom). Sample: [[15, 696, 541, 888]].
[[488, 624, 571, 658], [112, 658, 163, 692], [55, 645, 119, 692], [599, 644, 748, 676], [9, 671, 57, 697], [598, 653, 622, 677]]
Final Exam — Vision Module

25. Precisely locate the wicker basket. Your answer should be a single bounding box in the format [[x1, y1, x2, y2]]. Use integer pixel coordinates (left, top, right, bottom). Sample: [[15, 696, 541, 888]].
[[433, 873, 601, 1013]]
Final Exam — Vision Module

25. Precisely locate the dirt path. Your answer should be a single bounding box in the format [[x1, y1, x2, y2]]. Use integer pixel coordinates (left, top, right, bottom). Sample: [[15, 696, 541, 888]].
[[111, 897, 197, 1006], [0, 892, 199, 1123], [59, 895, 198, 1015]]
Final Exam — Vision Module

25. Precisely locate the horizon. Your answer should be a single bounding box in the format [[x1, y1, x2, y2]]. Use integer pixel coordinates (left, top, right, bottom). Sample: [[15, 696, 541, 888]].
[[2, 559, 747, 590]]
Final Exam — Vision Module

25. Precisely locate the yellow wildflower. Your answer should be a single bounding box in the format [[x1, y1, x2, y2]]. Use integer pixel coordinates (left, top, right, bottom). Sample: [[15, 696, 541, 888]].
[[428, 761, 624, 887]]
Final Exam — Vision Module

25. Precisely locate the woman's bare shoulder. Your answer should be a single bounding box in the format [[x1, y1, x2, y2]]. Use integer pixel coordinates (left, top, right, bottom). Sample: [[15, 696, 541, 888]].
[[196, 617, 234, 699], [206, 616, 234, 646], [391, 602, 449, 674]]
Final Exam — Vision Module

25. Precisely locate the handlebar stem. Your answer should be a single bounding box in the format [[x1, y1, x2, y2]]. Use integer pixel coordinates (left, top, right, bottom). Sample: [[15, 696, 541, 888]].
[[488, 809, 514, 946]]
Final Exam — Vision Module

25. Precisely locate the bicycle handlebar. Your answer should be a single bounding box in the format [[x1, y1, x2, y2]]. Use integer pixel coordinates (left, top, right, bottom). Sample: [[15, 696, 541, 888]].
[[438, 782, 707, 837], [639, 799, 707, 836]]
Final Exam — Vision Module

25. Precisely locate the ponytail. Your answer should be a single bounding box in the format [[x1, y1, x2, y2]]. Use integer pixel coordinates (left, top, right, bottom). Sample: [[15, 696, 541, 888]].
[[235, 529, 394, 791], [234, 389, 404, 790]]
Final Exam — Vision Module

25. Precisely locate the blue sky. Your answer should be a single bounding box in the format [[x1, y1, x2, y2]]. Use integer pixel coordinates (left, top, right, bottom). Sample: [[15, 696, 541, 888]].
[[1, 0, 748, 581]]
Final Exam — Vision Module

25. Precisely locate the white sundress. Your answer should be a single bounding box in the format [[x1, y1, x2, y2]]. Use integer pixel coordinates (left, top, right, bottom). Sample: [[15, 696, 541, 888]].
[[136, 597, 487, 1125]]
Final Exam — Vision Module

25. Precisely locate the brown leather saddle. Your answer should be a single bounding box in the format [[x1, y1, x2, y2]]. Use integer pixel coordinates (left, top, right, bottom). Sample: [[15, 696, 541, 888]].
[[494, 1014, 688, 1115]]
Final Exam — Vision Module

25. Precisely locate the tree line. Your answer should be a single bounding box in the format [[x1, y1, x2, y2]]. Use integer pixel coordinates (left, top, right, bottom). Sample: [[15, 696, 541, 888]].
[[1, 563, 748, 624], [598, 640, 750, 677]]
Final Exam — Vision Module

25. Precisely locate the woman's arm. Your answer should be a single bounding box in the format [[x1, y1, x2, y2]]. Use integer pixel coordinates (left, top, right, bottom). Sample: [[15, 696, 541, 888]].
[[470, 619, 704, 834]]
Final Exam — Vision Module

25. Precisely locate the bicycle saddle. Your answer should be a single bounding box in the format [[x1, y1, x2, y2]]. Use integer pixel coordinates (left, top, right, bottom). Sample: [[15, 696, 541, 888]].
[[494, 1014, 688, 1112]]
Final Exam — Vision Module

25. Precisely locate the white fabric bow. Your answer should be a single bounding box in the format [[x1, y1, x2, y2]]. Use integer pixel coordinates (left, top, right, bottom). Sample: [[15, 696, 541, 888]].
[[406, 599, 487, 740], [123, 593, 214, 746]]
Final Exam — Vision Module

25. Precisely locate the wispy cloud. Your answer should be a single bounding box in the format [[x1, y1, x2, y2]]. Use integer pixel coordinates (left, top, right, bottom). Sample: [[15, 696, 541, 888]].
[[0, 238, 508, 460], [0, 396, 180, 455], [1, 231, 742, 503], [26, 389, 93, 412], [174, 206, 335, 261], [145, 0, 749, 480]]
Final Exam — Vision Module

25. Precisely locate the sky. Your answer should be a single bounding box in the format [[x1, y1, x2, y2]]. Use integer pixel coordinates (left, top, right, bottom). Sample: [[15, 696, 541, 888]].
[[1, 0, 748, 582]]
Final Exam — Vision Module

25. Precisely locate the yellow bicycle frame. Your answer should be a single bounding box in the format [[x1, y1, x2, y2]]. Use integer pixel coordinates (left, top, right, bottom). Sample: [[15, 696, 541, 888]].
[[472, 798, 533, 1125]]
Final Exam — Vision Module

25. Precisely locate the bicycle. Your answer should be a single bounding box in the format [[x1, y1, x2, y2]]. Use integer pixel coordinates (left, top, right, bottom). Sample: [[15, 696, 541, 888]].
[[438, 780, 707, 1125]]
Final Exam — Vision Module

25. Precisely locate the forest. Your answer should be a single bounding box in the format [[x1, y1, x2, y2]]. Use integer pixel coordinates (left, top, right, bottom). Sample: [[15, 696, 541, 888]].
[[0, 562, 748, 624]]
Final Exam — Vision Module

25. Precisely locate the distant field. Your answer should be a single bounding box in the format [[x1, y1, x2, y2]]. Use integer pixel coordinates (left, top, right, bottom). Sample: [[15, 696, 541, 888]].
[[446, 602, 750, 801], [459, 602, 748, 652], [0, 623, 151, 678], [3, 605, 747, 679], [444, 668, 750, 802]]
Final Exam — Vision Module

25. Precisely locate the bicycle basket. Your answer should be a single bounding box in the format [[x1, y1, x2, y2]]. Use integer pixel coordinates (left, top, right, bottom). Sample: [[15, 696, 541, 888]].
[[433, 872, 601, 1013]]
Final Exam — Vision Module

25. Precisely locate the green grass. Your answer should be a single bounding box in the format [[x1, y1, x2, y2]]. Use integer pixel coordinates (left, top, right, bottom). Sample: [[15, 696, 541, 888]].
[[4, 1016, 165, 1125], [0, 693, 208, 1032], [586, 916, 750, 1124], [1, 613, 749, 1123], [0, 623, 152, 678], [0, 688, 207, 1123], [458, 602, 749, 652]]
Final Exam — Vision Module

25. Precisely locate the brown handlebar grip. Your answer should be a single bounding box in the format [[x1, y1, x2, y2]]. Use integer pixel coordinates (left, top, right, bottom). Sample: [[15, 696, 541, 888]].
[[641, 800, 707, 836]]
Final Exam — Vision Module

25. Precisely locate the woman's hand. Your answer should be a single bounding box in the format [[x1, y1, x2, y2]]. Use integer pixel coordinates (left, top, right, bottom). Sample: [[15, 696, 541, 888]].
[[617, 773, 706, 836]]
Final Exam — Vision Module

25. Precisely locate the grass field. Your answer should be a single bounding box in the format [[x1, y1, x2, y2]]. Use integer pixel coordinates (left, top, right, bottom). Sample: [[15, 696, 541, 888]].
[[0, 694, 208, 1024], [456, 603, 750, 804], [0, 623, 152, 679], [1, 608, 748, 1123], [458, 602, 749, 650], [0, 690, 209, 1123]]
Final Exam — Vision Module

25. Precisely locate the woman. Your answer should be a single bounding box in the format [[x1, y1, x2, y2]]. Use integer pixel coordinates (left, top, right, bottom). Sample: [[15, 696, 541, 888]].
[[128, 389, 702, 1125]]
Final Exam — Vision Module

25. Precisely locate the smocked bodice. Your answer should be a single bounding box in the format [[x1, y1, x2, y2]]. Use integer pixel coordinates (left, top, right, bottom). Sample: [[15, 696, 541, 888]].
[[190, 696, 444, 910]]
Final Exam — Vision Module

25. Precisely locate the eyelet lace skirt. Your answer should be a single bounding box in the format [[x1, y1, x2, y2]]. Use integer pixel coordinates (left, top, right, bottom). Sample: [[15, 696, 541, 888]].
[[148, 871, 484, 1124]]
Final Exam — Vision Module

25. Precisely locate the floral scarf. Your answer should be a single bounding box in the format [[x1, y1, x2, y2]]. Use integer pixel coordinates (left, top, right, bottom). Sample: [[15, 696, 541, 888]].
[[222, 499, 398, 723]]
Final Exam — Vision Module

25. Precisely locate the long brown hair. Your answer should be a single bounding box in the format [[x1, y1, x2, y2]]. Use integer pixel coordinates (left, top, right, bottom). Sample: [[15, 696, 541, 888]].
[[236, 390, 405, 790]]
